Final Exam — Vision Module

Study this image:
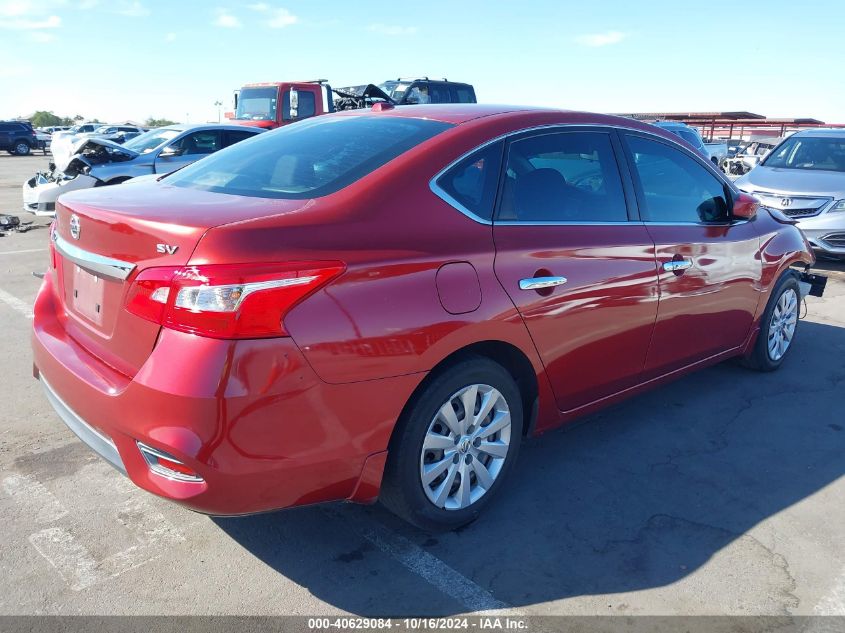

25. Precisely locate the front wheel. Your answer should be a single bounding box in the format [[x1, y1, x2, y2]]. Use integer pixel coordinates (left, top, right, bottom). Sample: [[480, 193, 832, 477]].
[[743, 273, 801, 371], [380, 357, 523, 531]]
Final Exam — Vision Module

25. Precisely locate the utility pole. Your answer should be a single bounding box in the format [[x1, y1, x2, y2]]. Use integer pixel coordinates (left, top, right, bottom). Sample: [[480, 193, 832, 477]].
[[214, 100, 223, 123]]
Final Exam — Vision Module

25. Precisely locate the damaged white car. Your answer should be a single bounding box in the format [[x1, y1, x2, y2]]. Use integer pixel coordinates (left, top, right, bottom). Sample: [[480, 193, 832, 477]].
[[22, 124, 263, 215]]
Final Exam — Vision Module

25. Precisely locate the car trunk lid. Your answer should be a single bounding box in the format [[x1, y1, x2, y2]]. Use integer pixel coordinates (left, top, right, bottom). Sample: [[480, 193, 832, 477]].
[[52, 181, 311, 376]]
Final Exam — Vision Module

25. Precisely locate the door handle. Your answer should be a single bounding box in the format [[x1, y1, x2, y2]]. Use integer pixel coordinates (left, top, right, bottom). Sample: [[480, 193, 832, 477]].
[[662, 259, 693, 273], [519, 276, 568, 291]]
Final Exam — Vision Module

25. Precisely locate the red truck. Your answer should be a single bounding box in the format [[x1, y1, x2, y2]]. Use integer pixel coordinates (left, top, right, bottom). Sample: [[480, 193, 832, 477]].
[[228, 77, 477, 129]]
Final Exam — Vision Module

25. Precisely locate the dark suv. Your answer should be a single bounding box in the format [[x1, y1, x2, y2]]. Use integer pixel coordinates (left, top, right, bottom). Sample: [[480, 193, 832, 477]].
[[0, 121, 39, 156], [377, 77, 476, 105]]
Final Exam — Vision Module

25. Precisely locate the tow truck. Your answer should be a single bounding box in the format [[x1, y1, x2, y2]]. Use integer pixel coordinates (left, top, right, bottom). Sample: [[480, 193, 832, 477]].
[[227, 77, 476, 129]]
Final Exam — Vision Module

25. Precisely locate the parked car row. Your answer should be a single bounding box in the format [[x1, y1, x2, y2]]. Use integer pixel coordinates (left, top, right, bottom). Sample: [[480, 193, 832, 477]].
[[22, 124, 262, 215], [722, 137, 783, 175], [31, 103, 825, 531]]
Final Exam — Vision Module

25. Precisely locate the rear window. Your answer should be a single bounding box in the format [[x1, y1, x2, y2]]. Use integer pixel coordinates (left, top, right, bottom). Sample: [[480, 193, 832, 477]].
[[167, 115, 452, 199]]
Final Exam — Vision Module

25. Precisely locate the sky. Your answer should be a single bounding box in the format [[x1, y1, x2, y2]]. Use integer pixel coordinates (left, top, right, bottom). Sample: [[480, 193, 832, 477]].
[[1, 0, 844, 125]]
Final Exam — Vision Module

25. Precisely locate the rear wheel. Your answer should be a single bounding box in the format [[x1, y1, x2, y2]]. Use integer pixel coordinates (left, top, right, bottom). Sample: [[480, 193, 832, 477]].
[[743, 273, 801, 371], [380, 357, 523, 531], [13, 141, 31, 156]]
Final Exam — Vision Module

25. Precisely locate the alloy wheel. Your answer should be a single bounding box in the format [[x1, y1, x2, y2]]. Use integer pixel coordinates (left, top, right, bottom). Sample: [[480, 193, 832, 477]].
[[767, 288, 798, 361], [419, 383, 512, 511]]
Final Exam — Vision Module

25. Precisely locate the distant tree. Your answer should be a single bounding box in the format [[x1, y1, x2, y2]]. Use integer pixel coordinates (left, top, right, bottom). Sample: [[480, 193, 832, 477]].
[[145, 117, 178, 128], [31, 111, 64, 127]]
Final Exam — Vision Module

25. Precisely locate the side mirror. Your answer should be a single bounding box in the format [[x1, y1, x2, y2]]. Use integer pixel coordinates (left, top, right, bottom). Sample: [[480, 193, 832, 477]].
[[732, 192, 759, 220], [289, 89, 299, 119], [159, 146, 183, 157]]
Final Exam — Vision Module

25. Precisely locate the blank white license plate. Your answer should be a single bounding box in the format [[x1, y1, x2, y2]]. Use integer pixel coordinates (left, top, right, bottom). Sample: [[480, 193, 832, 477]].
[[72, 265, 105, 325]]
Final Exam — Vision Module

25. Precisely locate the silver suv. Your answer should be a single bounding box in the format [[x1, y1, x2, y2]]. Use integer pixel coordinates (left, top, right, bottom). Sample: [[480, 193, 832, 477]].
[[735, 129, 845, 259]]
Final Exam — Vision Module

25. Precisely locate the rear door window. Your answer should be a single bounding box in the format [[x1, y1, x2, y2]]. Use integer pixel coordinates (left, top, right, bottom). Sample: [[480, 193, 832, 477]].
[[498, 131, 628, 222], [626, 135, 729, 223], [223, 130, 258, 147], [168, 115, 452, 199], [428, 84, 451, 103], [450, 86, 475, 103], [171, 130, 221, 155]]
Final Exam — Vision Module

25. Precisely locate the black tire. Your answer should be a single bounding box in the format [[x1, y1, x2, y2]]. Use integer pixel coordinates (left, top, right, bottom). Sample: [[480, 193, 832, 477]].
[[743, 272, 801, 372], [380, 356, 523, 531], [13, 140, 31, 156]]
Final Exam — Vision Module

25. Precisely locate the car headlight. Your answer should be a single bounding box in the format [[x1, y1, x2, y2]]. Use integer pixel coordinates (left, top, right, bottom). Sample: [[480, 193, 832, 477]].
[[828, 199, 845, 212]]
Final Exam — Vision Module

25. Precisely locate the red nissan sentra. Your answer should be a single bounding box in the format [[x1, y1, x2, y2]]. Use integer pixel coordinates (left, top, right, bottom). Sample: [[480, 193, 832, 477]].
[[32, 105, 818, 530]]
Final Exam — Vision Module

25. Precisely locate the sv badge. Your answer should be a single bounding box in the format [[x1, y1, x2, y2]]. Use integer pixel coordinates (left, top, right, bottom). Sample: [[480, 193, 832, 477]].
[[156, 244, 179, 255]]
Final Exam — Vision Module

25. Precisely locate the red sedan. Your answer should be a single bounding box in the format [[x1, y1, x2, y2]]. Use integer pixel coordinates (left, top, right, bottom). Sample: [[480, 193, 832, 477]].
[[32, 105, 816, 530]]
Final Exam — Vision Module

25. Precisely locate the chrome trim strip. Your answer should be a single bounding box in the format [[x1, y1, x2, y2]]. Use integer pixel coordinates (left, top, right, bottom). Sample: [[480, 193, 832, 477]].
[[429, 135, 504, 225], [40, 375, 126, 475], [54, 234, 135, 281], [428, 122, 729, 227], [643, 220, 747, 227], [496, 220, 641, 226], [519, 276, 568, 290]]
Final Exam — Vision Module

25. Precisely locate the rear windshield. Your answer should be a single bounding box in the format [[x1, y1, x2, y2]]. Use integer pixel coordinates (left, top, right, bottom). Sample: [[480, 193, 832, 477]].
[[166, 115, 452, 199]]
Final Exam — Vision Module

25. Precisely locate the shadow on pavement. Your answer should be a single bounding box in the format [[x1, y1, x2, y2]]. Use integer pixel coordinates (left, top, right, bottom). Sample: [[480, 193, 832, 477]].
[[215, 320, 845, 615]]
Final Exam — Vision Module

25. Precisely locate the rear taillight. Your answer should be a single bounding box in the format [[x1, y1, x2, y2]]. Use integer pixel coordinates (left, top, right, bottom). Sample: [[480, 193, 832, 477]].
[[125, 262, 344, 339]]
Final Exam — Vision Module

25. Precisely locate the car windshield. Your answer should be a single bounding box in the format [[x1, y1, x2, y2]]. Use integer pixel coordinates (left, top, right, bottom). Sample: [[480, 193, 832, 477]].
[[167, 115, 452, 199], [378, 81, 411, 101], [762, 136, 845, 172], [123, 128, 181, 154], [93, 126, 113, 133], [235, 87, 278, 121]]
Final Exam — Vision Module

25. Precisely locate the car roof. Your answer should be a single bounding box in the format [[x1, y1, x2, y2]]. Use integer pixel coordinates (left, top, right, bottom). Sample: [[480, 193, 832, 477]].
[[153, 123, 264, 133], [652, 121, 690, 129], [792, 128, 845, 138], [331, 104, 686, 140]]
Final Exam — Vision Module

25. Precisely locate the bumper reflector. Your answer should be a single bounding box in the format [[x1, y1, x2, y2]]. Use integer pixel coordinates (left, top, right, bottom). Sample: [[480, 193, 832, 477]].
[[137, 442, 204, 482]]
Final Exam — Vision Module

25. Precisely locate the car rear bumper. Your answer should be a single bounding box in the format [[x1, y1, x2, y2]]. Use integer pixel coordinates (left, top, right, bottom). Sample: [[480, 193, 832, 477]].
[[32, 272, 420, 515], [40, 375, 126, 474]]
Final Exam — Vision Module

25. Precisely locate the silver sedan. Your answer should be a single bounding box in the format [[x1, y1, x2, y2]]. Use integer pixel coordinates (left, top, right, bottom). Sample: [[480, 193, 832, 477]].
[[736, 129, 845, 259]]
